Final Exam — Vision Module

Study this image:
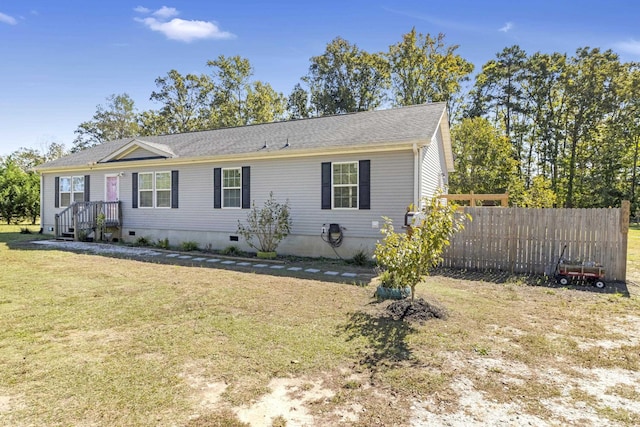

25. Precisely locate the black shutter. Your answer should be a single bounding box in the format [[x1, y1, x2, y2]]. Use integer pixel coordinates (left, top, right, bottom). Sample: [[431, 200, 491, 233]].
[[54, 177, 60, 208], [242, 166, 250, 209], [171, 170, 179, 209], [359, 160, 370, 210], [132, 172, 138, 209], [321, 162, 331, 209], [84, 175, 90, 202], [213, 168, 221, 209]]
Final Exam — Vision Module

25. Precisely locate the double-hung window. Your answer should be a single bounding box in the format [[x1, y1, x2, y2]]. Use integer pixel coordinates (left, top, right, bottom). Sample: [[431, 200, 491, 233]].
[[332, 162, 358, 209], [138, 171, 171, 208], [59, 176, 85, 207], [321, 160, 370, 210], [222, 168, 242, 208]]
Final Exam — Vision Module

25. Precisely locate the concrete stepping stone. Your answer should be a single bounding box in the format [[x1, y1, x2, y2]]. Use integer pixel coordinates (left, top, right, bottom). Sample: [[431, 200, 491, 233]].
[[206, 258, 220, 263], [304, 268, 320, 273], [341, 272, 358, 278], [287, 267, 302, 271], [178, 255, 193, 259], [236, 262, 251, 266], [324, 271, 339, 276], [253, 264, 268, 268], [166, 253, 179, 258], [192, 257, 206, 261], [221, 260, 235, 265], [270, 265, 285, 269]]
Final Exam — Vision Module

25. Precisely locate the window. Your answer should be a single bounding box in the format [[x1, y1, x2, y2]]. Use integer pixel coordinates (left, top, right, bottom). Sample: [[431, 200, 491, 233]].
[[321, 160, 369, 210], [155, 172, 171, 208], [214, 166, 249, 209], [138, 171, 171, 208], [333, 162, 358, 209], [59, 176, 85, 207], [222, 168, 241, 208]]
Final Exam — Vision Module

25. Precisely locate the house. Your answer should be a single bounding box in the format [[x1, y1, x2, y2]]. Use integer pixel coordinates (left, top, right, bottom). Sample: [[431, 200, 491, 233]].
[[36, 102, 454, 258]]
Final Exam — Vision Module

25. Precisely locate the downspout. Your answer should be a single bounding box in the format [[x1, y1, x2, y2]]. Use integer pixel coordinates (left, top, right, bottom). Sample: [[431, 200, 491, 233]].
[[413, 143, 420, 208]]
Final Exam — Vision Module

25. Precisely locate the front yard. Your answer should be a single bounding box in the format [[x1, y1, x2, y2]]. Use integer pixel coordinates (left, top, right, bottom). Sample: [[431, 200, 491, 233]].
[[1, 225, 639, 426]]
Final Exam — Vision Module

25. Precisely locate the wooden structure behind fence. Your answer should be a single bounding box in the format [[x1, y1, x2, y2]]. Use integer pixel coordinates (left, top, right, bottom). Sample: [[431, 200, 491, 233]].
[[441, 201, 630, 281]]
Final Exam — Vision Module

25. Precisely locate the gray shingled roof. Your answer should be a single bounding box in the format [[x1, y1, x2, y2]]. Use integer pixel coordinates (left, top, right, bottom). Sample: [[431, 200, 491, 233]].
[[37, 103, 447, 170]]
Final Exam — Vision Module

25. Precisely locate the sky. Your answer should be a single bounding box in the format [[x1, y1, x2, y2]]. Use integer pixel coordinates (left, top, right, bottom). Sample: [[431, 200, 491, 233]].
[[1, 0, 639, 157]]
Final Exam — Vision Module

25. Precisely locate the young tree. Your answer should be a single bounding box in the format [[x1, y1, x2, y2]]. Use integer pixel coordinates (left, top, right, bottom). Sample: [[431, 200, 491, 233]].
[[374, 194, 468, 301], [237, 192, 291, 256]]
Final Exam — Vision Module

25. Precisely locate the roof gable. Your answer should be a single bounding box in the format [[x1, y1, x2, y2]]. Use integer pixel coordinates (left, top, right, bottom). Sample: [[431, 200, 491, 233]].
[[98, 139, 176, 163]]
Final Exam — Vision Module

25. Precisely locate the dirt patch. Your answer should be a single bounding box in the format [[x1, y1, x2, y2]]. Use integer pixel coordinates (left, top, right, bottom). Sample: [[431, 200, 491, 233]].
[[387, 298, 448, 322], [0, 394, 25, 413], [234, 377, 334, 426]]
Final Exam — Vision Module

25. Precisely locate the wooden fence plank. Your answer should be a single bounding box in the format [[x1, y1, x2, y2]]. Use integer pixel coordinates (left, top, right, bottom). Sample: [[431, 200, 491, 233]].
[[442, 206, 627, 281]]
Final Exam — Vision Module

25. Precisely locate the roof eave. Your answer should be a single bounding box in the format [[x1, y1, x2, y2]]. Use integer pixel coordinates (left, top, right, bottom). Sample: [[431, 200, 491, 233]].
[[35, 141, 422, 174]]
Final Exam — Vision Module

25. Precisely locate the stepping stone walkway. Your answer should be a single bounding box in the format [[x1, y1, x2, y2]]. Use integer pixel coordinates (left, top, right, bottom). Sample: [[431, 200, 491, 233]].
[[157, 251, 365, 279], [33, 241, 369, 281]]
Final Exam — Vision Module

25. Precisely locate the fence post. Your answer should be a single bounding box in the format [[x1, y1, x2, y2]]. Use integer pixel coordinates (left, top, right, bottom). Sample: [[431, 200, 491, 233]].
[[621, 200, 630, 281]]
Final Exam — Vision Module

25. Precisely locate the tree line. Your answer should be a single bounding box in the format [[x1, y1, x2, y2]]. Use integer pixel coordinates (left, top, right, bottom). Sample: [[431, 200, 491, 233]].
[[3, 27, 639, 219]]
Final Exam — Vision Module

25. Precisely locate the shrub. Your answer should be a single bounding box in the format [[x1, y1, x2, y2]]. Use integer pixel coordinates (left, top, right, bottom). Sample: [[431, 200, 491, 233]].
[[350, 249, 370, 266], [155, 238, 170, 249], [221, 245, 240, 256], [374, 194, 469, 300], [19, 227, 32, 234], [237, 192, 291, 253], [134, 236, 151, 247], [181, 241, 199, 252]]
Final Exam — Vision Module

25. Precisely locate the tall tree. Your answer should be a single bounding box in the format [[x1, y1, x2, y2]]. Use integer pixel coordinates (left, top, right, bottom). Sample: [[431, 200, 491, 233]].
[[449, 117, 524, 204], [562, 48, 623, 207], [304, 37, 390, 115], [468, 46, 529, 176], [388, 28, 473, 120], [149, 70, 212, 134], [286, 83, 311, 119], [207, 55, 287, 127], [72, 93, 140, 152]]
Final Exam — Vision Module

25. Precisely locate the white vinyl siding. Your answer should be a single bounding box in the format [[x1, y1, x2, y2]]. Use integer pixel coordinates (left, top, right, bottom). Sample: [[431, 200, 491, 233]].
[[222, 168, 241, 208], [139, 171, 171, 208], [332, 162, 358, 209], [59, 176, 84, 207], [420, 127, 448, 203]]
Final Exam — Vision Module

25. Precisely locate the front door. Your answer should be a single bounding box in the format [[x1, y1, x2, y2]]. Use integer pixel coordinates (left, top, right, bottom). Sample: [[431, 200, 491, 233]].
[[105, 175, 120, 202]]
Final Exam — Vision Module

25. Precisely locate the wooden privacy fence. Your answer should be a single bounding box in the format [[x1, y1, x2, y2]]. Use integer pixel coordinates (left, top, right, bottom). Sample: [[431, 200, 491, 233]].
[[441, 202, 630, 281]]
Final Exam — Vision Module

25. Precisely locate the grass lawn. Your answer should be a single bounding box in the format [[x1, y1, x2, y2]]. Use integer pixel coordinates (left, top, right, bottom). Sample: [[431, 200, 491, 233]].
[[1, 224, 640, 426]]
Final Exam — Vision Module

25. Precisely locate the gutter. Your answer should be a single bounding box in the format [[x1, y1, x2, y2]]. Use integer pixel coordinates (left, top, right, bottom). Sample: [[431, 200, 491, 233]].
[[35, 139, 428, 174]]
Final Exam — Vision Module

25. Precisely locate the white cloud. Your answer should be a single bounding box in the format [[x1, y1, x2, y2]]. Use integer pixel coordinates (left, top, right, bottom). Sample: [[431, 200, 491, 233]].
[[135, 6, 235, 42], [153, 6, 179, 19], [134, 6, 150, 13], [0, 12, 17, 25], [614, 39, 640, 56], [499, 22, 514, 32]]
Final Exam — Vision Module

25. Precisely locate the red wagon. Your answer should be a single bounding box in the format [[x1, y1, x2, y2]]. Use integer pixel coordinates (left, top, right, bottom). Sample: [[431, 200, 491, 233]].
[[554, 245, 606, 289], [556, 262, 606, 288]]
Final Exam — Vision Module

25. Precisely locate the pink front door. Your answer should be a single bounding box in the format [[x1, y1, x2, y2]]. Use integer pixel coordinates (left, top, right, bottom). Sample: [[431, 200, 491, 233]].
[[106, 175, 119, 202]]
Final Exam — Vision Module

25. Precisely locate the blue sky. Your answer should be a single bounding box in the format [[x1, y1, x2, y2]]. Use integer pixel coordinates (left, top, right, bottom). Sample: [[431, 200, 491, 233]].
[[1, 0, 639, 157]]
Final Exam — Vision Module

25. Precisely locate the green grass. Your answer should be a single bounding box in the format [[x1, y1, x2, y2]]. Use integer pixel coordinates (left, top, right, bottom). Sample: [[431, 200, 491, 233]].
[[1, 225, 640, 426]]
